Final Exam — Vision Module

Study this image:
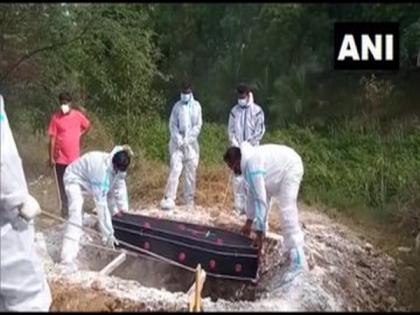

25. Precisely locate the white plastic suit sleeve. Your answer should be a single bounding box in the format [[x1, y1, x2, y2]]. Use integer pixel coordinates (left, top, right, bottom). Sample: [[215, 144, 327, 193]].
[[94, 193, 114, 241], [244, 158, 268, 232], [109, 177, 129, 214], [0, 95, 29, 213], [228, 109, 239, 147], [169, 105, 183, 147], [249, 109, 265, 146], [186, 103, 202, 144]]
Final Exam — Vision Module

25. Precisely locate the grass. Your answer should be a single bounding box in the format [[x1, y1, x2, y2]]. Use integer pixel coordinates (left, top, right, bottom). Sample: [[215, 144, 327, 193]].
[[13, 109, 420, 231]]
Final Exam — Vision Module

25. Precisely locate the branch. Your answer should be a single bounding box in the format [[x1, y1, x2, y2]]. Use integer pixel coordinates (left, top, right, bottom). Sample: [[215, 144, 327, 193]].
[[0, 20, 93, 83]]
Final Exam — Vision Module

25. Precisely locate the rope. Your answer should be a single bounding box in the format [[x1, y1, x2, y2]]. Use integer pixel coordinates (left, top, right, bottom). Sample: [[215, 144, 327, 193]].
[[52, 166, 62, 211], [40, 210, 196, 273]]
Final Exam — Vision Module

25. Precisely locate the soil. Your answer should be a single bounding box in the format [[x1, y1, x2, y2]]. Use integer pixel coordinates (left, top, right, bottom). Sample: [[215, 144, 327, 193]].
[[29, 175, 413, 311]]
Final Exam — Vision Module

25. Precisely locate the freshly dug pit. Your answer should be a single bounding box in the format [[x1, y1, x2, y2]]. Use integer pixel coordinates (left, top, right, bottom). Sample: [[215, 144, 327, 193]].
[[34, 207, 406, 312], [36, 216, 276, 306], [109, 255, 259, 302]]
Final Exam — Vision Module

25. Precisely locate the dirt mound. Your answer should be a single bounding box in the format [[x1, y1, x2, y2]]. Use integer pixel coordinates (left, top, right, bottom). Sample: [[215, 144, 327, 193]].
[[34, 205, 406, 311]]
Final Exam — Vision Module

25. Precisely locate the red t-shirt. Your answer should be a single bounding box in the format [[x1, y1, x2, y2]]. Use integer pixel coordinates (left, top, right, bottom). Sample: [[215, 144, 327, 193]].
[[48, 109, 90, 165]]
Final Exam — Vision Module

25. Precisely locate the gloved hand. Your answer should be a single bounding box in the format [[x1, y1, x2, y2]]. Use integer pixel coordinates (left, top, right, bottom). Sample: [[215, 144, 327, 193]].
[[19, 194, 41, 222], [104, 234, 119, 250], [249, 139, 259, 146], [177, 138, 185, 148], [230, 138, 239, 148]]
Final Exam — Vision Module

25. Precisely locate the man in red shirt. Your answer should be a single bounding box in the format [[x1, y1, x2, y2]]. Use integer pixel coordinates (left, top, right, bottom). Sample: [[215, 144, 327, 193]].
[[48, 92, 91, 218]]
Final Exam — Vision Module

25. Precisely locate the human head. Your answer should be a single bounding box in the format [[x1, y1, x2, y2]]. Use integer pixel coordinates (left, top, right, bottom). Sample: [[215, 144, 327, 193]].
[[58, 92, 72, 105], [58, 92, 72, 114], [223, 146, 242, 175], [180, 81, 192, 103], [112, 150, 131, 173], [236, 83, 250, 106]]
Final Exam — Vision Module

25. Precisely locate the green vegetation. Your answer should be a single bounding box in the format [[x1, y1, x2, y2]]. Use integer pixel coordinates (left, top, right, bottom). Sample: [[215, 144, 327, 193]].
[[1, 3, 420, 228]]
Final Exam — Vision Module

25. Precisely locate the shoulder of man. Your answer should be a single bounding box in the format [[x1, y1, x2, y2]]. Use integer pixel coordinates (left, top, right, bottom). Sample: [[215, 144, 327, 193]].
[[73, 107, 90, 119], [251, 102, 263, 111], [251, 103, 264, 116], [173, 99, 182, 108], [230, 103, 241, 113], [50, 109, 62, 119], [72, 106, 87, 115], [192, 99, 201, 107]]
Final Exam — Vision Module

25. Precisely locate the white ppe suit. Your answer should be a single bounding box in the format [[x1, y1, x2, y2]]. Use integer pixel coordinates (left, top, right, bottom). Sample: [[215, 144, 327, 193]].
[[239, 142, 308, 275], [0, 95, 52, 311], [228, 92, 265, 212], [161, 94, 202, 208], [60, 146, 129, 265]]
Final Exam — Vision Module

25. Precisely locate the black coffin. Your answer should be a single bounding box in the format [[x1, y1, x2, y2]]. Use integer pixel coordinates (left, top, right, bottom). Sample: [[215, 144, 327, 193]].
[[112, 212, 259, 282]]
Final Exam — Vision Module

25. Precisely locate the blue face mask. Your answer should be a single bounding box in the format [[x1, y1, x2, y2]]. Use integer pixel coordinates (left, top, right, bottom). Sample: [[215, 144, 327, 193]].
[[180, 93, 191, 103]]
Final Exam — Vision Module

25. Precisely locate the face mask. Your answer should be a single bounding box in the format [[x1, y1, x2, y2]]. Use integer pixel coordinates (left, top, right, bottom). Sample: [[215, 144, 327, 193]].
[[61, 104, 70, 114], [238, 98, 247, 107], [180, 93, 191, 103]]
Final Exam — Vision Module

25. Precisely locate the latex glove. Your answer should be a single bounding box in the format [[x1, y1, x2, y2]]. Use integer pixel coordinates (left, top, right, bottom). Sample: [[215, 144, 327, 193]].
[[249, 139, 259, 146], [104, 234, 119, 250], [19, 194, 41, 222], [177, 138, 185, 148], [230, 138, 239, 148]]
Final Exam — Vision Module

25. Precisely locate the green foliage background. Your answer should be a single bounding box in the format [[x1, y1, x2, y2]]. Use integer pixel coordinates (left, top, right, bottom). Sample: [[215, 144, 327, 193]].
[[1, 3, 420, 226]]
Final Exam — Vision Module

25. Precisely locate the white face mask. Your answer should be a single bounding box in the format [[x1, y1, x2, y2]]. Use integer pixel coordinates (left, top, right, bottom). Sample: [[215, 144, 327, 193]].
[[61, 104, 70, 114], [238, 98, 248, 107], [180, 93, 191, 103]]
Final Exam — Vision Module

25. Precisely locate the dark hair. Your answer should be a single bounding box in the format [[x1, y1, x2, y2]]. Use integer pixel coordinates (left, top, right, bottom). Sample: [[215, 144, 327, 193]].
[[223, 146, 241, 164], [59, 92, 72, 103], [112, 150, 131, 172], [236, 83, 250, 95], [181, 81, 192, 92]]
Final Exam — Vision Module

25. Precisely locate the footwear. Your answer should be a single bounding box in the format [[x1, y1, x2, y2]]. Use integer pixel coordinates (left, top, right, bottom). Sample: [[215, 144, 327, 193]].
[[160, 198, 175, 210], [281, 246, 308, 285]]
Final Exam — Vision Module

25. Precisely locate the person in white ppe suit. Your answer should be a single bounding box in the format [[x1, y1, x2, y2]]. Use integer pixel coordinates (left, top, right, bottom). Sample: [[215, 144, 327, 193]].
[[223, 142, 308, 284], [228, 83, 265, 215], [160, 82, 203, 210], [0, 94, 52, 311], [60, 145, 133, 271]]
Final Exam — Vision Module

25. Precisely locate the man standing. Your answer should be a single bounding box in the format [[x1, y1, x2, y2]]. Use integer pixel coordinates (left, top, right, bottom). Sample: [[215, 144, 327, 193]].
[[48, 92, 91, 218], [223, 142, 308, 284], [160, 82, 203, 211], [60, 145, 133, 272], [0, 94, 52, 311], [228, 83, 265, 215]]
